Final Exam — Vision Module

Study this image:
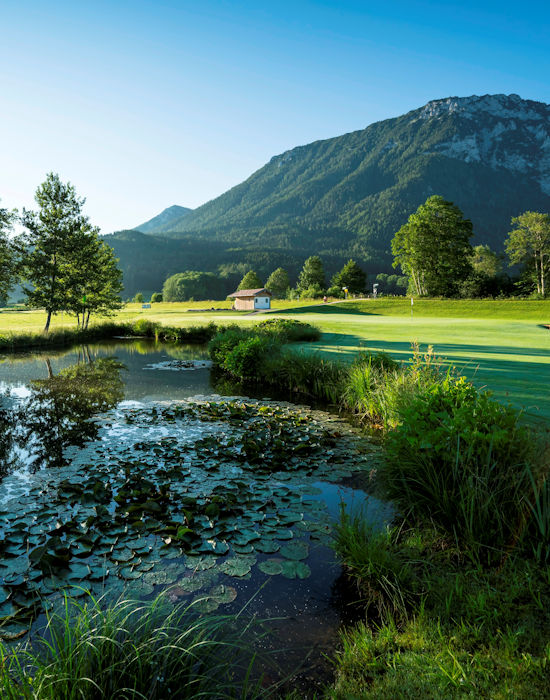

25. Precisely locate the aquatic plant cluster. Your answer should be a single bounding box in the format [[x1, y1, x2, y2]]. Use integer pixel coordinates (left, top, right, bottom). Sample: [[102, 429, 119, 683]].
[[210, 326, 550, 697], [0, 399, 376, 641]]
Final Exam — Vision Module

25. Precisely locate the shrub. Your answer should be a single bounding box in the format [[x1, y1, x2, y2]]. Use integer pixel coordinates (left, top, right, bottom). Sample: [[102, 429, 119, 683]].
[[300, 283, 324, 299], [132, 319, 159, 337], [208, 327, 252, 366], [151, 292, 163, 303], [256, 318, 321, 342], [133, 292, 144, 303], [383, 374, 536, 556], [222, 335, 279, 381], [327, 285, 344, 298]]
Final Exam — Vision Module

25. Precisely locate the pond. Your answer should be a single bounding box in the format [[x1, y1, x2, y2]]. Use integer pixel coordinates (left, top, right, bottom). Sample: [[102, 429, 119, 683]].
[[0, 339, 393, 691]]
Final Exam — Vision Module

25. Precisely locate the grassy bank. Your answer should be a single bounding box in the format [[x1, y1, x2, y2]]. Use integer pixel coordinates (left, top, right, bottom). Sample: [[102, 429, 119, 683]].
[[209, 326, 550, 698]]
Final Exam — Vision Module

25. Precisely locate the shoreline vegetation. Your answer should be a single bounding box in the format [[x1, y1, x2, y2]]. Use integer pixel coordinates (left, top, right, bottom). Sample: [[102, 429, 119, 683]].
[[1, 312, 549, 697]]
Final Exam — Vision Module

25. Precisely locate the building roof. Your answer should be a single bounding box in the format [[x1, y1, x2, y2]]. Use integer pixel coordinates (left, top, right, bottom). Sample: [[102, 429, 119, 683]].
[[228, 288, 272, 298]]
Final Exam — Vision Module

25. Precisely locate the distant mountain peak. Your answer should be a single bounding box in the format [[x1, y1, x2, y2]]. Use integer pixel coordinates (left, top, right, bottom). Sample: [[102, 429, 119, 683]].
[[134, 205, 192, 234], [417, 93, 549, 122]]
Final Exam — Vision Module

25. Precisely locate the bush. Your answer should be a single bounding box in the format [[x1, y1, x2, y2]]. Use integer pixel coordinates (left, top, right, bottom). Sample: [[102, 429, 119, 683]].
[[300, 283, 324, 298], [327, 285, 344, 298], [208, 327, 252, 366], [383, 374, 536, 556], [151, 292, 163, 303], [256, 318, 321, 342], [132, 319, 159, 337], [221, 335, 278, 381], [133, 292, 144, 303]]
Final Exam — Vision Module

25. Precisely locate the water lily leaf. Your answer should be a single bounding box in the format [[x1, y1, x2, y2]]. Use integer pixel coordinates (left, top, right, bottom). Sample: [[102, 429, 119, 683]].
[[219, 558, 252, 577], [275, 529, 293, 540], [208, 584, 237, 605], [120, 567, 142, 580], [258, 560, 283, 575], [186, 556, 217, 572], [254, 539, 280, 554], [280, 542, 309, 561], [280, 561, 311, 579]]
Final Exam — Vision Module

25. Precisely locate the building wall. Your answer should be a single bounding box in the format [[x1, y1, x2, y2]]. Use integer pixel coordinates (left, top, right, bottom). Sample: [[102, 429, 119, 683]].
[[254, 296, 271, 309], [234, 296, 255, 310]]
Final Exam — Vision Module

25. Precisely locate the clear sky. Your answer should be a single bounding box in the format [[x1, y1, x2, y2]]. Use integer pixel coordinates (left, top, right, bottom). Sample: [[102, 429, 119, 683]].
[[1, 0, 549, 233]]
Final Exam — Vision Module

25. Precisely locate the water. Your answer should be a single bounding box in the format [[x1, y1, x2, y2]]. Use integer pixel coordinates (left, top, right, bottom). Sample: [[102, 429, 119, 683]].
[[0, 340, 393, 693]]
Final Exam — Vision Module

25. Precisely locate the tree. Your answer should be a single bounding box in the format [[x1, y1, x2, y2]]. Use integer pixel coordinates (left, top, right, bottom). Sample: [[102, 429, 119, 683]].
[[0, 201, 19, 304], [67, 236, 123, 328], [20, 173, 106, 331], [133, 292, 144, 303], [151, 292, 163, 303], [163, 271, 224, 301], [506, 211, 550, 296], [265, 267, 290, 298], [331, 259, 366, 294], [471, 244, 502, 278], [237, 270, 263, 290], [391, 195, 473, 296], [298, 256, 325, 292]]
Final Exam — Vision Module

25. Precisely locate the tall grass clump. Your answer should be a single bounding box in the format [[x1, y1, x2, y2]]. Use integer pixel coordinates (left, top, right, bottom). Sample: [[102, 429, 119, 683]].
[[0, 593, 266, 699], [382, 373, 540, 558], [333, 505, 416, 618], [0, 322, 135, 352], [255, 318, 321, 343]]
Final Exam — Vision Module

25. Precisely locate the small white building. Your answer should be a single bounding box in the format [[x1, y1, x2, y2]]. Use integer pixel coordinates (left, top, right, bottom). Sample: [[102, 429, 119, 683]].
[[229, 288, 272, 311]]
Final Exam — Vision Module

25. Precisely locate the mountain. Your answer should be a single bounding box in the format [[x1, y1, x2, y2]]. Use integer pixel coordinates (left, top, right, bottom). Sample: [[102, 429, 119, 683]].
[[110, 94, 550, 295], [133, 205, 192, 233]]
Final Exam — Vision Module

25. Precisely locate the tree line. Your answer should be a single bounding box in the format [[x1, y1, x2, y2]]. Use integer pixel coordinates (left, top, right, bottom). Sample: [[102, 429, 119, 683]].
[[0, 173, 123, 331], [392, 195, 550, 298]]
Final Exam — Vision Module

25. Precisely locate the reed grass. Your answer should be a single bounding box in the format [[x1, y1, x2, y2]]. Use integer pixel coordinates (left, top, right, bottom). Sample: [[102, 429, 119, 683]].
[[0, 592, 267, 699]]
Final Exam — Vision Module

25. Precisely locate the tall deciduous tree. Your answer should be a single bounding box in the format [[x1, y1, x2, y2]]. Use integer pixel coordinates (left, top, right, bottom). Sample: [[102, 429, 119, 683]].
[[265, 267, 290, 298], [331, 259, 366, 294], [0, 201, 18, 303], [66, 234, 123, 328], [298, 256, 325, 292], [20, 173, 109, 331], [506, 211, 550, 296], [391, 195, 473, 296], [237, 270, 263, 290], [471, 244, 502, 278]]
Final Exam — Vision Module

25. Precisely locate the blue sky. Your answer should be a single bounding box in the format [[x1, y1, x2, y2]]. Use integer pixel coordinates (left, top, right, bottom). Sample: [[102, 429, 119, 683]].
[[1, 0, 549, 232]]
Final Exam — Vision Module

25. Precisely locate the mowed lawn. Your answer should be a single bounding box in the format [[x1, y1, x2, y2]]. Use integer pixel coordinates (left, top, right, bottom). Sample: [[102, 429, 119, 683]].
[[1, 298, 549, 422]]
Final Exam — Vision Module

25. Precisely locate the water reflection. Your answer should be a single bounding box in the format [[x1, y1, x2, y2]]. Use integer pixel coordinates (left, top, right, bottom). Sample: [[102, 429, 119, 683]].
[[6, 352, 125, 473]]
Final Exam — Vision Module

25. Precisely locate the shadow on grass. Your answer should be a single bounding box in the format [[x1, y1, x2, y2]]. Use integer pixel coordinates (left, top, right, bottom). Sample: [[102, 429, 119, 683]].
[[268, 304, 380, 317]]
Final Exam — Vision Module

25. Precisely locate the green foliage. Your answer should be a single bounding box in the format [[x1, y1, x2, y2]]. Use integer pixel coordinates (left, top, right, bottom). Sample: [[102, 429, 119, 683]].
[[298, 256, 325, 292], [256, 318, 321, 342], [301, 283, 324, 298], [0, 593, 264, 699], [237, 269, 263, 290], [383, 373, 537, 555], [392, 195, 474, 296], [506, 211, 550, 296], [162, 271, 224, 301], [472, 243, 503, 277], [265, 267, 290, 298], [333, 506, 415, 617], [150, 292, 163, 302], [331, 259, 366, 294], [20, 174, 122, 331], [0, 200, 18, 302], [326, 285, 344, 298], [221, 335, 276, 381], [133, 292, 144, 303]]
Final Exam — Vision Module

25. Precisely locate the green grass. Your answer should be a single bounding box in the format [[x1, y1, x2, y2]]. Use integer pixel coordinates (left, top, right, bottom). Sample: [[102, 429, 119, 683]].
[[3, 298, 549, 419], [0, 592, 267, 699]]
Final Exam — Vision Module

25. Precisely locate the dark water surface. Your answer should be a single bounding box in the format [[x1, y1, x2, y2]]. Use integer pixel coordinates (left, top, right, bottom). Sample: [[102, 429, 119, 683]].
[[0, 340, 392, 693]]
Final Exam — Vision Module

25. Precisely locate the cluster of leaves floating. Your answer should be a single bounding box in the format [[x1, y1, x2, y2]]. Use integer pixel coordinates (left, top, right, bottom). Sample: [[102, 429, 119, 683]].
[[0, 399, 375, 639]]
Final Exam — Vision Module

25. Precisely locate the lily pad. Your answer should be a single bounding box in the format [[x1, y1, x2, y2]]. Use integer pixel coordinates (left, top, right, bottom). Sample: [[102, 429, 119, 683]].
[[258, 560, 283, 575], [219, 558, 253, 578], [280, 541, 309, 561], [280, 561, 311, 580]]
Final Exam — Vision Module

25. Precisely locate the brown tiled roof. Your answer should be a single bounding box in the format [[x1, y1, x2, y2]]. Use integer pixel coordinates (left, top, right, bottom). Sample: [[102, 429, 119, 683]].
[[228, 288, 272, 297]]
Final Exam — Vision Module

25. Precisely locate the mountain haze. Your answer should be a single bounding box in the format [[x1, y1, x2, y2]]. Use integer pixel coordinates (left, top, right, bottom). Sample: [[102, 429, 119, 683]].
[[110, 94, 550, 295]]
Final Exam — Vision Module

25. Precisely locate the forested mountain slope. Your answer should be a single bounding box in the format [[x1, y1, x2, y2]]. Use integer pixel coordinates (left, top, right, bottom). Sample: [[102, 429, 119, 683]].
[[109, 94, 550, 294]]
